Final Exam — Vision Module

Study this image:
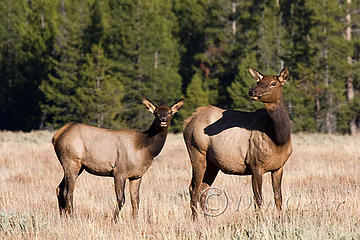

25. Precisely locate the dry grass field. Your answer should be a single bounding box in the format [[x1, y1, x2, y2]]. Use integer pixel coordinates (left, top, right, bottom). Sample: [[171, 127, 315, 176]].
[[0, 130, 359, 239]]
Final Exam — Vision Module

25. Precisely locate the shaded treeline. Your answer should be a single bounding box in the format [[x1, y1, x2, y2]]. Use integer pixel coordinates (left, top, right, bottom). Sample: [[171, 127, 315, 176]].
[[0, 0, 360, 133]]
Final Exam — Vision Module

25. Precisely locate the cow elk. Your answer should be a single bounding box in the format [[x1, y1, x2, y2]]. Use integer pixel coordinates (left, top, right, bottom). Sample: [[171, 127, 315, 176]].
[[183, 67, 292, 219], [53, 98, 184, 218]]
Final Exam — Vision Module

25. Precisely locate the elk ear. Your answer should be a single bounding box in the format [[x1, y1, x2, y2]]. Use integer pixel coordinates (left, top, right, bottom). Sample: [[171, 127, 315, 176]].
[[278, 67, 290, 85], [248, 67, 264, 82], [142, 98, 157, 113], [170, 99, 184, 114]]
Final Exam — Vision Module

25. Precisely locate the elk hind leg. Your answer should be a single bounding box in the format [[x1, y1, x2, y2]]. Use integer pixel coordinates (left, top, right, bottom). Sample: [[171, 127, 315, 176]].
[[63, 164, 83, 216], [56, 177, 66, 215], [188, 148, 207, 220], [114, 175, 126, 220]]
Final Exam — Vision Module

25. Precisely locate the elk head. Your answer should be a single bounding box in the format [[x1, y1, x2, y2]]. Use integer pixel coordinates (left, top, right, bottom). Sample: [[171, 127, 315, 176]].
[[248, 67, 290, 103], [142, 98, 184, 128]]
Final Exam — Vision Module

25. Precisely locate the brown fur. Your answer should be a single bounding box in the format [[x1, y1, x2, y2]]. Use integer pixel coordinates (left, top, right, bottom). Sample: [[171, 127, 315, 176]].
[[183, 106, 213, 130], [183, 67, 292, 219], [52, 122, 76, 145], [53, 98, 184, 218]]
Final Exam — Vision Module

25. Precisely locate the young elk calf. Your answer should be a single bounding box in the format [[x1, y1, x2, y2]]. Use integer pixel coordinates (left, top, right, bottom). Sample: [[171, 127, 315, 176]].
[[53, 98, 184, 218], [183, 67, 292, 219]]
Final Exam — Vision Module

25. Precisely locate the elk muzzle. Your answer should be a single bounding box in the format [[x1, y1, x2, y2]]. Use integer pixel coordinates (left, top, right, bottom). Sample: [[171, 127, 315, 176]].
[[249, 88, 260, 101], [159, 116, 169, 127]]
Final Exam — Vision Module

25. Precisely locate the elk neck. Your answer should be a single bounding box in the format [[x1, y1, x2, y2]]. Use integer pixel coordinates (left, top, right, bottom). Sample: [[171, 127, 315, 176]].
[[263, 94, 291, 146], [142, 118, 168, 157]]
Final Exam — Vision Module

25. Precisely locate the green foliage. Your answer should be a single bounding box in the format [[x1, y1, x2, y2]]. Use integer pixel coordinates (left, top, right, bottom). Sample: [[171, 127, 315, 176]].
[[40, 0, 90, 128], [228, 52, 262, 111], [175, 73, 209, 132], [284, 81, 317, 132], [0, 0, 55, 130], [337, 96, 360, 134], [0, 0, 359, 134], [76, 45, 123, 128], [84, 0, 104, 53], [306, 0, 348, 133], [105, 0, 182, 131]]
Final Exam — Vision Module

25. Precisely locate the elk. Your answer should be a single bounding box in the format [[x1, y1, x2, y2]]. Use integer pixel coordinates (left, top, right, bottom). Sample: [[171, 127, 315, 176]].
[[183, 67, 292, 219], [53, 98, 184, 218]]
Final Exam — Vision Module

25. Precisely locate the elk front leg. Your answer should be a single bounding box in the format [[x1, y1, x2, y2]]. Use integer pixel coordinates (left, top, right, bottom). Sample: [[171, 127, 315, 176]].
[[251, 168, 263, 210], [129, 178, 142, 218], [271, 167, 283, 211], [114, 176, 126, 220], [199, 163, 219, 213]]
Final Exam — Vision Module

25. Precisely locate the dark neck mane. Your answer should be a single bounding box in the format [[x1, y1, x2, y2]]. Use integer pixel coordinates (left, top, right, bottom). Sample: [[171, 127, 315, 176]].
[[264, 98, 291, 146], [141, 119, 168, 157]]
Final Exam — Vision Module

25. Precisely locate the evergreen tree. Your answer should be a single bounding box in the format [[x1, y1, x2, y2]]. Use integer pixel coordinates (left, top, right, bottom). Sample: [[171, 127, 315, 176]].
[[258, 0, 285, 72], [40, 0, 90, 128], [227, 52, 262, 111], [0, 0, 55, 130], [76, 44, 123, 128], [105, 0, 182, 130], [173, 0, 206, 91], [281, 0, 317, 132], [0, 0, 358, 134], [83, 0, 104, 54], [175, 73, 209, 132], [307, 0, 348, 133], [342, 0, 360, 134]]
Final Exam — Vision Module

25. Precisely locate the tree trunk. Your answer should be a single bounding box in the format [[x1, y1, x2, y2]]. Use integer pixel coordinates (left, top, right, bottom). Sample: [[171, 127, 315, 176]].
[[346, 0, 357, 135], [232, 1, 236, 37], [275, 0, 284, 69], [41, 13, 45, 29], [323, 27, 334, 134], [154, 51, 158, 69]]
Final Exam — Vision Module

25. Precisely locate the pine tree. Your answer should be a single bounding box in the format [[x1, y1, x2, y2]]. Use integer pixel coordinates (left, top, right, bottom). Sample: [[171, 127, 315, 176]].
[[281, 0, 317, 132], [0, 0, 55, 130], [76, 45, 123, 128], [40, 0, 90, 129], [344, 0, 360, 134], [307, 0, 348, 133], [173, 0, 206, 91], [227, 52, 262, 111], [0, 0, 29, 130], [105, 0, 182, 130], [175, 73, 209, 132], [258, 0, 285, 72], [83, 0, 104, 54]]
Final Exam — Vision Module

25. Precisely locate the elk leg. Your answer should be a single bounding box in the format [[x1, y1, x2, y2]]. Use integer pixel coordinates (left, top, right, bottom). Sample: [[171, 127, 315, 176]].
[[63, 165, 83, 216], [129, 178, 142, 218], [188, 149, 207, 220], [199, 164, 219, 213], [271, 167, 283, 211], [251, 168, 263, 210], [114, 176, 126, 219], [56, 177, 66, 215]]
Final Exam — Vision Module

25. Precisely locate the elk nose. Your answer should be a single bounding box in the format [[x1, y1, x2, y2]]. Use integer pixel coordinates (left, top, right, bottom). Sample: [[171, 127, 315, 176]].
[[159, 116, 167, 122], [249, 88, 257, 97]]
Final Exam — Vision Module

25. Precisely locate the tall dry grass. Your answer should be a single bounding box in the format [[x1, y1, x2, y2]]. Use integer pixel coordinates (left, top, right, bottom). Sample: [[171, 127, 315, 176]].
[[0, 131, 359, 239]]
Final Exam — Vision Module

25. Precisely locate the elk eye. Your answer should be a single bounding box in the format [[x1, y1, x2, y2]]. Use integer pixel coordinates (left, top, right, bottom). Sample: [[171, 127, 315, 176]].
[[271, 82, 276, 86]]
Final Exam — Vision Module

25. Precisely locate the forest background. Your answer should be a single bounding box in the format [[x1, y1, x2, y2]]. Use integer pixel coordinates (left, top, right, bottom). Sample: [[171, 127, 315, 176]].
[[1, 0, 360, 134]]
